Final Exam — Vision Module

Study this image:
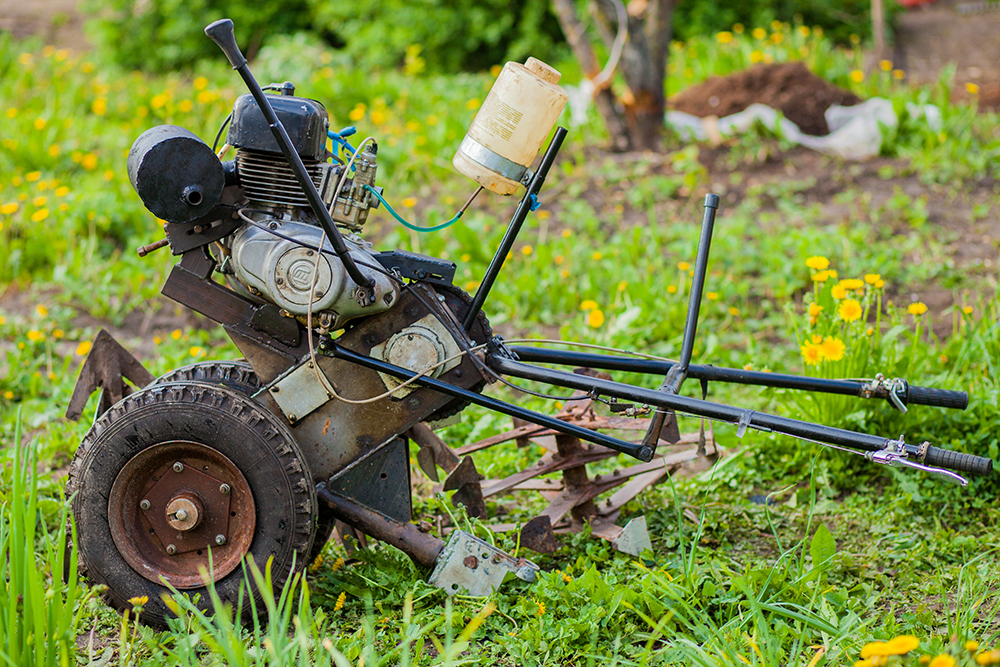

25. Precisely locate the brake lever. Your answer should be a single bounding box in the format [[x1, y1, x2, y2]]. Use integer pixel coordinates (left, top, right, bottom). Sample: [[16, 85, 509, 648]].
[[866, 436, 968, 486]]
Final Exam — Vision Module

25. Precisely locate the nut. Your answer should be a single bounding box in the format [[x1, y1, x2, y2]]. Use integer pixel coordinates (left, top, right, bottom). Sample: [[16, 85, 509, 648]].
[[219, 483, 231, 495], [215, 534, 227, 546], [139, 499, 151, 510], [172, 462, 184, 473], [166, 544, 177, 555]]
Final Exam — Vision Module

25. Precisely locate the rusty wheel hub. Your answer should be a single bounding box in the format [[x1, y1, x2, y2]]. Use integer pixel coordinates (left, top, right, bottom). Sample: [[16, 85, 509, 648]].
[[108, 441, 255, 589]]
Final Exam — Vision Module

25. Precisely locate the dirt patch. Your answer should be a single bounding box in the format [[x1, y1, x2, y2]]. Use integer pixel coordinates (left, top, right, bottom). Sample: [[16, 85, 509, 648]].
[[668, 62, 861, 136], [0, 0, 89, 51]]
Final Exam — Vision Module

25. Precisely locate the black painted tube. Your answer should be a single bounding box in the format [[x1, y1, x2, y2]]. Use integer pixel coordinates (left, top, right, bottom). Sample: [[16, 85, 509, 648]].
[[675, 193, 720, 381], [204, 19, 375, 293], [328, 342, 653, 462], [462, 128, 567, 332], [507, 347, 970, 410], [489, 354, 994, 476]]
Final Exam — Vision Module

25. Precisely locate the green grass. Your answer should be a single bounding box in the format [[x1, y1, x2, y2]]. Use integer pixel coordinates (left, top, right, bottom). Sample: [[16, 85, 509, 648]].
[[0, 17, 998, 667]]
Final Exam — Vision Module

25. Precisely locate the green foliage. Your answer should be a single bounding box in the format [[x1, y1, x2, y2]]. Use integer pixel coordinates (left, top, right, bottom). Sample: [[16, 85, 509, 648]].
[[83, 0, 314, 71], [307, 0, 566, 73]]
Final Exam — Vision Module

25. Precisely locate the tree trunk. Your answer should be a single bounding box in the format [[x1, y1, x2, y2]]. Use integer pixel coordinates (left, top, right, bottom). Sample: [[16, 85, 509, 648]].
[[551, 0, 673, 152]]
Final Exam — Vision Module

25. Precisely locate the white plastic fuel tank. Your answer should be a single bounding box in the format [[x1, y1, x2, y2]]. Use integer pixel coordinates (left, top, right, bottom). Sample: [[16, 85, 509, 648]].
[[453, 57, 568, 196]]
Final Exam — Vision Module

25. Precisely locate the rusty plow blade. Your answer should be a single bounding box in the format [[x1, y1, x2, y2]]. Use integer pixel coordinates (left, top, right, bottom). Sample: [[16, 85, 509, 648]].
[[65, 329, 154, 421], [422, 394, 721, 556]]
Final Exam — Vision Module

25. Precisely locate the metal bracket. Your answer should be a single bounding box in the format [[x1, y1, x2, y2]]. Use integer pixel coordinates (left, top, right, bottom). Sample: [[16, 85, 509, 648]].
[[611, 516, 653, 557], [867, 436, 968, 486], [860, 373, 908, 413], [427, 530, 539, 596]]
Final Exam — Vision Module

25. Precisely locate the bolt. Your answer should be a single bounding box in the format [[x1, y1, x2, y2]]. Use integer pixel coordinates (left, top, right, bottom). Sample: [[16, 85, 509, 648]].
[[166, 544, 177, 555], [215, 534, 227, 546], [173, 462, 184, 473], [174, 508, 188, 521], [219, 483, 231, 495], [275, 277, 284, 285], [140, 499, 151, 510], [288, 414, 296, 421]]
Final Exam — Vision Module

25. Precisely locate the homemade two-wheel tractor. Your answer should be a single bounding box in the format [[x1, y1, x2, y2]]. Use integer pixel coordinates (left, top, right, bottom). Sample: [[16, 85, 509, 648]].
[[66, 19, 993, 625]]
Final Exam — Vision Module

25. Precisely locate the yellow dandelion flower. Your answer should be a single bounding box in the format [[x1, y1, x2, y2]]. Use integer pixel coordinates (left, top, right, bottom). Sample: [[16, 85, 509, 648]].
[[580, 299, 598, 311], [76, 340, 92, 356], [171, 328, 182, 340], [907, 302, 928, 316], [521, 245, 533, 256], [808, 302, 823, 317], [178, 99, 193, 113], [733, 23, 744, 33], [33, 196, 47, 207], [929, 656, 955, 667], [706, 291, 720, 300], [536, 210, 550, 220], [678, 261, 692, 271], [864, 273, 881, 284], [966, 83, 980, 95], [81, 153, 98, 170], [839, 278, 864, 290], [875, 279, 884, 288], [36, 304, 48, 317], [831, 284, 848, 300], [850, 70, 864, 83], [838, 299, 862, 322], [770, 32, 784, 44], [866, 327, 874, 336], [560, 269, 570, 279], [371, 109, 386, 125], [196, 91, 216, 105], [104, 170, 114, 181], [536, 599, 546, 615], [348, 104, 366, 121], [0, 316, 4, 325], [592, 251, 603, 261], [26, 329, 46, 342], [92, 98, 107, 116], [962, 306, 973, 315], [401, 197, 417, 208], [618, 281, 628, 292], [561, 228, 572, 238], [750, 50, 765, 63], [189, 346, 205, 357], [893, 69, 905, 80], [587, 309, 604, 328], [26, 171, 42, 182], [31, 208, 49, 222], [3, 391, 13, 400], [34, 118, 47, 131], [849, 33, 861, 44], [129, 595, 148, 608], [48, 144, 60, 157], [464, 280, 479, 292], [667, 285, 678, 294], [811, 271, 831, 283], [334, 591, 346, 610], [554, 254, 564, 265], [819, 336, 845, 361], [716, 31, 733, 44], [153, 335, 162, 345], [728, 306, 739, 316], [150, 93, 169, 109], [193, 76, 208, 90], [466, 98, 481, 110], [53, 329, 64, 338], [879, 60, 892, 72], [801, 342, 822, 366], [1, 203, 19, 215], [752, 27, 767, 40]]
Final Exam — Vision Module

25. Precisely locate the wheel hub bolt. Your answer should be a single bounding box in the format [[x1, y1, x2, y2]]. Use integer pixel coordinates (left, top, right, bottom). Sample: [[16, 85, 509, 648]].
[[174, 509, 188, 521], [165, 495, 202, 532], [166, 544, 177, 555], [215, 534, 227, 546], [140, 499, 151, 510], [172, 462, 184, 473], [219, 483, 230, 495]]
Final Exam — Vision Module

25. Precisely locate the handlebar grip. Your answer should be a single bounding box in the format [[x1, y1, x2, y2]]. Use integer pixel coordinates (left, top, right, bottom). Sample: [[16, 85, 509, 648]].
[[205, 19, 247, 69], [905, 384, 969, 410], [924, 446, 993, 476]]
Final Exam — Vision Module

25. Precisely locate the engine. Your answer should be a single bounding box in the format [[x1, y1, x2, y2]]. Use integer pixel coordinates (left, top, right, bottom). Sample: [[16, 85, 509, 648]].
[[127, 83, 397, 332]]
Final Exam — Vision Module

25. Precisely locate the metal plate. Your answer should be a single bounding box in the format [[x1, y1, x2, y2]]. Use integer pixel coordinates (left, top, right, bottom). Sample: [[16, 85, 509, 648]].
[[326, 437, 412, 523], [266, 359, 333, 424]]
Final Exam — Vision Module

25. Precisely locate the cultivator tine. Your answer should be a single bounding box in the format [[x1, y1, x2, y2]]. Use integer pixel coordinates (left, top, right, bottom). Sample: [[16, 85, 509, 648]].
[[65, 329, 155, 421], [443, 456, 487, 519], [519, 515, 559, 553], [408, 422, 461, 482]]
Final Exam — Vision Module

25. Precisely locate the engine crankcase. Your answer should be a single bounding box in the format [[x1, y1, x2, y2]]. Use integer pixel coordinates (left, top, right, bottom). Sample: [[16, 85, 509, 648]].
[[229, 217, 398, 329]]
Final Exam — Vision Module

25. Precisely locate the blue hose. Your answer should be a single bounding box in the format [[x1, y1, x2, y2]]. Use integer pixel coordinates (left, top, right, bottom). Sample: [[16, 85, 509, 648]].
[[362, 185, 462, 232]]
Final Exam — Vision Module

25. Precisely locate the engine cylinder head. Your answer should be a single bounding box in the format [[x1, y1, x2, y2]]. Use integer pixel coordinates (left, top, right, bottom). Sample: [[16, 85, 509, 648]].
[[235, 149, 325, 209]]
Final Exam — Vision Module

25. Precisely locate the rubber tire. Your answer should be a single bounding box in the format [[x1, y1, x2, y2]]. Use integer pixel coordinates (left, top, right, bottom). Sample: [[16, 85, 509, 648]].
[[67, 382, 316, 627], [151, 360, 261, 395], [149, 360, 335, 566]]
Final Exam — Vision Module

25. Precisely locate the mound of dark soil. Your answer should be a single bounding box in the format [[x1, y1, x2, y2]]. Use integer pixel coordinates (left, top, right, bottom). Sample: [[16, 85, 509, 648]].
[[668, 62, 861, 136]]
